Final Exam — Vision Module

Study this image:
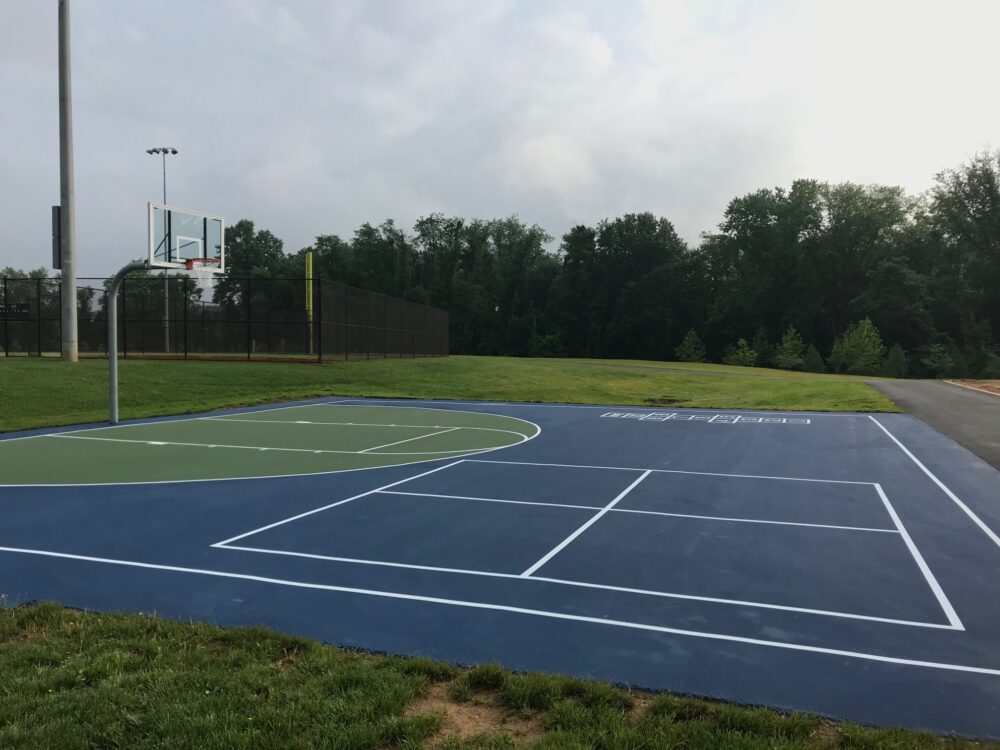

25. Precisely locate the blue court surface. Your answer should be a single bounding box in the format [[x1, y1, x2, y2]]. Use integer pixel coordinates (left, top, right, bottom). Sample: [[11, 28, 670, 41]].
[[2, 397, 1000, 738]]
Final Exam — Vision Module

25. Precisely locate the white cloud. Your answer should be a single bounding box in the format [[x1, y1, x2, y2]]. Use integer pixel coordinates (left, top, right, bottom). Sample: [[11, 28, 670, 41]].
[[2, 0, 999, 274]]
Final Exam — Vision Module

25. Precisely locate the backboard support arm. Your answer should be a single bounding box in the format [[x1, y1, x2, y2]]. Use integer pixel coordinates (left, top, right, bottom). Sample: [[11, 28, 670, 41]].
[[108, 261, 147, 424]]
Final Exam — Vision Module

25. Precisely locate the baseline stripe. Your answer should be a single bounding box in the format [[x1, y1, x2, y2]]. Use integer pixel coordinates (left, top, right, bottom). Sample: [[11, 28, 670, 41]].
[[217, 544, 952, 629], [0, 546, 989, 673]]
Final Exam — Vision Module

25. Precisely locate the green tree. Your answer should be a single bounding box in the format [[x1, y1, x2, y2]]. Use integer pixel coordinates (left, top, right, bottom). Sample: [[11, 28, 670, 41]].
[[723, 338, 757, 367], [828, 318, 886, 375], [803, 343, 825, 373], [772, 325, 806, 371], [918, 344, 954, 378], [882, 343, 909, 378], [675, 329, 707, 362]]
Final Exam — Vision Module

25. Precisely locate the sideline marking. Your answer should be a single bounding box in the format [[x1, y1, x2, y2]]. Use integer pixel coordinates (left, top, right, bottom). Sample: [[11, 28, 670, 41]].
[[468, 459, 875, 486], [874, 483, 963, 630], [0, 545, 988, 673], [205, 417, 527, 437], [360, 427, 460, 453], [521, 471, 652, 576], [211, 461, 464, 547], [868, 416, 1000, 549], [376, 490, 898, 533], [331, 398, 866, 418], [218, 543, 951, 629], [51, 433, 485, 457]]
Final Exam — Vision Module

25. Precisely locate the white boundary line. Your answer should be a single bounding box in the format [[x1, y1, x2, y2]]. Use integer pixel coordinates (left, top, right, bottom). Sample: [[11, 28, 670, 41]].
[[360, 427, 460, 453], [873, 484, 964, 630], [211, 461, 465, 547], [521, 471, 652, 576], [467, 459, 876, 486], [51, 433, 486, 457], [0, 545, 989, 673], [375, 490, 899, 533], [216, 544, 951, 629], [945, 380, 1000, 398], [330, 398, 873, 418], [0, 407, 542, 488], [0, 402, 324, 444], [868, 416, 1000, 549], [205, 417, 527, 437]]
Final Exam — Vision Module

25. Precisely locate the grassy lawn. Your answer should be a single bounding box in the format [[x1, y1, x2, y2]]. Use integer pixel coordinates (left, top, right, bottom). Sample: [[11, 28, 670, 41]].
[[0, 603, 991, 750], [0, 355, 896, 433]]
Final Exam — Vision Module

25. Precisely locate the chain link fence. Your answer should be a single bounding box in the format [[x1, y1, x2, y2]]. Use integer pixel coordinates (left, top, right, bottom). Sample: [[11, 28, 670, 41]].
[[0, 276, 448, 361]]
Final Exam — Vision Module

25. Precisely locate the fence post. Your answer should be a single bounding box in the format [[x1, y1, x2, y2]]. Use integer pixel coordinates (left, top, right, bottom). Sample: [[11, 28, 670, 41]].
[[2, 277, 8, 357], [344, 284, 349, 360], [35, 278, 42, 356], [246, 277, 252, 360], [316, 278, 323, 362]]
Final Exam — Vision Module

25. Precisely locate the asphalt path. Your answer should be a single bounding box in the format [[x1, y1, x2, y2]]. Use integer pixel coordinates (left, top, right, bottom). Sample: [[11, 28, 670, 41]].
[[870, 380, 1000, 470]]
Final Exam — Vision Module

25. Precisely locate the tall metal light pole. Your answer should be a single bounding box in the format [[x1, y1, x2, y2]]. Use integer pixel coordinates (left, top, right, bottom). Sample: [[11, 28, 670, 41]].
[[146, 147, 178, 352], [58, 0, 78, 362]]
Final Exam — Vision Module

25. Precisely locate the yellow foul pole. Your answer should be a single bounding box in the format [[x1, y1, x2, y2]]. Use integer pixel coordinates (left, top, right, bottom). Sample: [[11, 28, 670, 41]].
[[305, 251, 314, 355]]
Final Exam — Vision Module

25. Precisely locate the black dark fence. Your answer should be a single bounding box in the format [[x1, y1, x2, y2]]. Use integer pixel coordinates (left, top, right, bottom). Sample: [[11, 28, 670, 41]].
[[0, 276, 449, 361]]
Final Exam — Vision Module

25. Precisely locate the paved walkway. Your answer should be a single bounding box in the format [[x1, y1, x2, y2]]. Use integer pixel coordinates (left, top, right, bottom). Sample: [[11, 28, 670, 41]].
[[869, 380, 1000, 470]]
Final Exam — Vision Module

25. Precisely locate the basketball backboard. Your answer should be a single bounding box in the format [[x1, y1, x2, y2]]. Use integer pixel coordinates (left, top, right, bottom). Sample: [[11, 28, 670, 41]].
[[148, 203, 225, 272]]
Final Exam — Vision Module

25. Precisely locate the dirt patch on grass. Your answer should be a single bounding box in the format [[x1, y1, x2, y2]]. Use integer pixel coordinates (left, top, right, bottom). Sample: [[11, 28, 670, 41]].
[[407, 682, 545, 747], [955, 380, 1000, 395]]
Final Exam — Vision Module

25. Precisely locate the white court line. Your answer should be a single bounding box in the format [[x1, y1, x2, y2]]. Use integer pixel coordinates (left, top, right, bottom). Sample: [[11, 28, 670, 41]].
[[868, 416, 1000, 550], [376, 490, 898, 533], [467, 459, 875, 486], [360, 427, 460, 453], [211, 461, 464, 547], [50, 434, 489, 457], [378, 489, 599, 511], [521, 471, 652, 577], [330, 398, 869, 418], [874, 484, 964, 630], [0, 402, 324, 445], [204, 417, 527, 437], [0, 545, 987, 673], [217, 543, 952, 629]]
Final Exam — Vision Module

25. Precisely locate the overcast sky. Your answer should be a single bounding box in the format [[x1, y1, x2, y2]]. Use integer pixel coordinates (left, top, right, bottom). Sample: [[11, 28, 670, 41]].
[[3, 0, 999, 276]]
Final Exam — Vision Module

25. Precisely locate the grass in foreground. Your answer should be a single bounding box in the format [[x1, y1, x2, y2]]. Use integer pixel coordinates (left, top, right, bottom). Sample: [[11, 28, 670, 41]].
[[0, 355, 897, 433], [0, 604, 990, 750]]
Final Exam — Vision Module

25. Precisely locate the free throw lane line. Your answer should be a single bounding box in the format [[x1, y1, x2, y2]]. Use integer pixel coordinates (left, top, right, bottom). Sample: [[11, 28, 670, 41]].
[[359, 427, 460, 453]]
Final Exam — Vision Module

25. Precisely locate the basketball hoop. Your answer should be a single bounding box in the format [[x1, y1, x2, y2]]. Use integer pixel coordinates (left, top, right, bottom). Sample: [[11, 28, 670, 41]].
[[184, 258, 222, 272]]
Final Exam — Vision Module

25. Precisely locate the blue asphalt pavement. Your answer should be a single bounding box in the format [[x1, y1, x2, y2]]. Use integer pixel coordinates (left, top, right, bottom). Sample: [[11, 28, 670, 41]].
[[1, 398, 999, 738]]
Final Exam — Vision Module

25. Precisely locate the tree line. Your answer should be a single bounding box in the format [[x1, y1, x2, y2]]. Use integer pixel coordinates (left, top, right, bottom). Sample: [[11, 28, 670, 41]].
[[209, 152, 1000, 377], [6, 151, 1000, 377]]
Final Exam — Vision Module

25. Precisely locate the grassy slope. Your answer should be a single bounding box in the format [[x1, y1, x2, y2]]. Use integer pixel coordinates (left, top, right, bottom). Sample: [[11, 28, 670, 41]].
[[0, 355, 896, 433], [0, 604, 990, 750]]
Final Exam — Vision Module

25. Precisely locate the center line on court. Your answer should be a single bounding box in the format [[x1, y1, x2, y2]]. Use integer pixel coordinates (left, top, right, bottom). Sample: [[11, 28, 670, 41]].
[[521, 470, 652, 577]]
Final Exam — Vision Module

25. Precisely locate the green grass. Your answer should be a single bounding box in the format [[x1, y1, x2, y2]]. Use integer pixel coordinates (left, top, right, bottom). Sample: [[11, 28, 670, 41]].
[[0, 355, 896, 433], [0, 604, 991, 749]]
